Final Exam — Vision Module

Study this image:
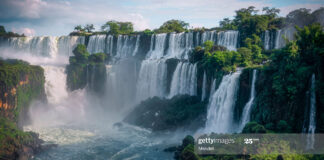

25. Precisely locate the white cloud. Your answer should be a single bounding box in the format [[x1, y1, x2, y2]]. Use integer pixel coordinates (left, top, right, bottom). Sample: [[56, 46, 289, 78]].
[[1, 0, 323, 36], [12, 27, 36, 36], [0, 0, 47, 19]]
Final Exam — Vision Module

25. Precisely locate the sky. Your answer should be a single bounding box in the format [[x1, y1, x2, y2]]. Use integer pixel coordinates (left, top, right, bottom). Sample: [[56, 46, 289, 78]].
[[0, 0, 323, 36]]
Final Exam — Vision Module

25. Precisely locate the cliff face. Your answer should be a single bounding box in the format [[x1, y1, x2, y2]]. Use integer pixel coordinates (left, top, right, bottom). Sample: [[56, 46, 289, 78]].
[[66, 44, 108, 94], [0, 59, 46, 126], [0, 59, 46, 159]]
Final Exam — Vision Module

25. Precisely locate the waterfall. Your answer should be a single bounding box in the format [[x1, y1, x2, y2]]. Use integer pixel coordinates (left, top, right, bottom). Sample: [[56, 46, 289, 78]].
[[57, 36, 85, 56], [217, 30, 238, 51], [274, 29, 282, 49], [28, 64, 87, 127], [115, 35, 141, 58], [146, 33, 167, 59], [166, 32, 194, 59], [105, 35, 114, 54], [136, 59, 168, 102], [132, 35, 141, 56], [209, 79, 217, 101], [87, 35, 106, 54], [146, 31, 227, 60], [169, 62, 197, 98], [3, 36, 57, 57], [1, 30, 239, 60], [105, 59, 138, 109], [0, 36, 84, 58], [264, 30, 270, 50], [239, 69, 257, 131], [201, 71, 207, 101], [42, 65, 69, 104], [204, 70, 242, 133], [200, 30, 217, 45], [274, 27, 295, 49], [306, 74, 316, 149]]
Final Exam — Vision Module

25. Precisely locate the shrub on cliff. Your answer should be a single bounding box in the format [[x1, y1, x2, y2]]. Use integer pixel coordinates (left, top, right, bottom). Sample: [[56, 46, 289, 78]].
[[124, 95, 207, 131], [66, 44, 108, 93], [242, 121, 267, 133], [0, 118, 43, 159], [0, 59, 45, 123]]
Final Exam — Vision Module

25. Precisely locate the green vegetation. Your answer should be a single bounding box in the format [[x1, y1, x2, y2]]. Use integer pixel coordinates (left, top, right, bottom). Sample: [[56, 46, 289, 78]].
[[70, 24, 96, 36], [190, 39, 263, 77], [218, 6, 324, 49], [173, 135, 199, 160], [66, 44, 108, 93], [251, 23, 324, 132], [0, 59, 45, 159], [154, 19, 189, 33], [0, 25, 25, 37], [124, 95, 207, 131], [101, 20, 134, 35], [242, 121, 267, 133], [0, 118, 42, 159], [0, 59, 45, 122]]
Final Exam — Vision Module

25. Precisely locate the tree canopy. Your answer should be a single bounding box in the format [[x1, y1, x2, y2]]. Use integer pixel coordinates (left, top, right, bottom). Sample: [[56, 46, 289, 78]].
[[154, 19, 189, 33], [101, 20, 134, 34]]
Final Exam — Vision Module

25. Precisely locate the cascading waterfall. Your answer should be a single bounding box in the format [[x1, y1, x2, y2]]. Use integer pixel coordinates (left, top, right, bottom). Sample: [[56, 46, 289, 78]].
[[1, 30, 240, 60], [274, 29, 282, 49], [274, 27, 295, 49], [42, 65, 69, 104], [115, 35, 141, 58], [0, 30, 244, 160], [263, 30, 270, 50], [57, 36, 85, 56], [204, 70, 242, 133], [3, 36, 58, 57], [25, 63, 87, 127], [217, 30, 238, 51], [105, 59, 138, 109], [105, 35, 114, 54], [200, 30, 217, 45], [133, 35, 141, 56], [136, 59, 168, 102], [169, 62, 197, 98], [201, 71, 207, 101], [209, 79, 217, 101], [87, 35, 106, 53], [239, 69, 257, 131], [146, 33, 167, 59], [0, 36, 84, 58], [166, 32, 193, 59], [306, 74, 316, 149]]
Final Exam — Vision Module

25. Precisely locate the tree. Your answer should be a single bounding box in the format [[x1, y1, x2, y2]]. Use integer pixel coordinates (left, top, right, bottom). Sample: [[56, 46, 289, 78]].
[[155, 19, 189, 33], [84, 24, 95, 33], [262, 7, 280, 18], [74, 25, 84, 32], [72, 44, 89, 63], [203, 40, 214, 54], [238, 47, 252, 66], [101, 20, 133, 34], [219, 18, 236, 30]]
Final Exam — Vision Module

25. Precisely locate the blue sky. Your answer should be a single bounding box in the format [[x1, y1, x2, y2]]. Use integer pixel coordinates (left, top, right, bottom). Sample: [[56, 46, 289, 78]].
[[0, 0, 323, 36]]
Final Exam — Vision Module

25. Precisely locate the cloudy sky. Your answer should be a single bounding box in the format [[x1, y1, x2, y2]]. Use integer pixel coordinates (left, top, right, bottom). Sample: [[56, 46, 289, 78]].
[[0, 0, 323, 36]]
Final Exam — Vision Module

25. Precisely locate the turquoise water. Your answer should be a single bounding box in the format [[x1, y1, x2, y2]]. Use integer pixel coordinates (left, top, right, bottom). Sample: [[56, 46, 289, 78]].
[[26, 124, 175, 160]]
